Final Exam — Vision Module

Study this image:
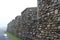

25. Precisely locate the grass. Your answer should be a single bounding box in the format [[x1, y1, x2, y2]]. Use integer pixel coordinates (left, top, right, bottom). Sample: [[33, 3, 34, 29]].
[[5, 32, 21, 40]]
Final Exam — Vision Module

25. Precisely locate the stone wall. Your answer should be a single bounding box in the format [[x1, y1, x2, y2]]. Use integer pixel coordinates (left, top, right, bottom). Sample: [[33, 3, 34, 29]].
[[7, 0, 60, 40]]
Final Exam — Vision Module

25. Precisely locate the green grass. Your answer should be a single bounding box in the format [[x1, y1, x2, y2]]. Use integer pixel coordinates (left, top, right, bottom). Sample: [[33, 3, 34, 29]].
[[5, 32, 21, 40]]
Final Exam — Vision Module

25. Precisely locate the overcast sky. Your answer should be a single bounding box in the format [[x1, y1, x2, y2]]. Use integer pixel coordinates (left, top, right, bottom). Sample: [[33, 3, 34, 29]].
[[0, 0, 37, 29]]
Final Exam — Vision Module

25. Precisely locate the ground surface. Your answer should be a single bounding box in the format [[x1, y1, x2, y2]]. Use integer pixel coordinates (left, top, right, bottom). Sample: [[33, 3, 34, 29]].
[[0, 30, 12, 40]]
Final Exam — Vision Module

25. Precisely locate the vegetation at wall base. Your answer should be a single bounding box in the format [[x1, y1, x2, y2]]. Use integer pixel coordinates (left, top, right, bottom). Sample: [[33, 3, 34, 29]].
[[5, 32, 21, 40]]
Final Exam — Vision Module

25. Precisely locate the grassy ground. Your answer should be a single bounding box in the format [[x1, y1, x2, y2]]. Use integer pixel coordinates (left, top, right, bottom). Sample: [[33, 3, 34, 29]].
[[5, 32, 21, 40]]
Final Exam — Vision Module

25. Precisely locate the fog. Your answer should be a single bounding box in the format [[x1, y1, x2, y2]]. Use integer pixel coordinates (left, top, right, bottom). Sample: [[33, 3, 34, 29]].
[[0, 0, 37, 31]]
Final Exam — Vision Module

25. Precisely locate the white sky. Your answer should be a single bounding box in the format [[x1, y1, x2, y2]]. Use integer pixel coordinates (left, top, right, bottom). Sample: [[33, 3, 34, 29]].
[[0, 0, 37, 29]]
